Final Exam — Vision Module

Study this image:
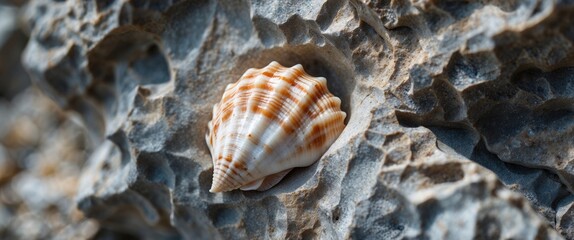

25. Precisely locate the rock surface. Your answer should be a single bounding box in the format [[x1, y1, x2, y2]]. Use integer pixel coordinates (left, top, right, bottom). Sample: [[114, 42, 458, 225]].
[[0, 3, 98, 239], [0, 3, 29, 100], [13, 0, 574, 239], [0, 88, 98, 239]]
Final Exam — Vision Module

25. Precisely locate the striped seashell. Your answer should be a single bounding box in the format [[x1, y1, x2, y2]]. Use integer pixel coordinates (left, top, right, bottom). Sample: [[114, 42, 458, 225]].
[[206, 61, 346, 192]]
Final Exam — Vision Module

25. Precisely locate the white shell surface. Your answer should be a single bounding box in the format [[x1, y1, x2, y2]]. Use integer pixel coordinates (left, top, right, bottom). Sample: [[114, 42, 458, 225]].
[[206, 61, 346, 192]]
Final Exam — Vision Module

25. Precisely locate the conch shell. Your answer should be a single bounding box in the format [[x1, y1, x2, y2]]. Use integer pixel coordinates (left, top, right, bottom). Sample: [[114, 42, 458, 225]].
[[206, 61, 346, 192]]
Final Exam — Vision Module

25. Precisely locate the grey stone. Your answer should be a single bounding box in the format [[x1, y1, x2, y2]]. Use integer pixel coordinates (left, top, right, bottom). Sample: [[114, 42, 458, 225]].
[[0, 4, 29, 100], [0, 88, 99, 239], [16, 0, 574, 239]]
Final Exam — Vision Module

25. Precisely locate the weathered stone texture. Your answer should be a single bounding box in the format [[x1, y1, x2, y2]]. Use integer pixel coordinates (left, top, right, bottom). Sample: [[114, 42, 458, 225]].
[[9, 0, 574, 239]]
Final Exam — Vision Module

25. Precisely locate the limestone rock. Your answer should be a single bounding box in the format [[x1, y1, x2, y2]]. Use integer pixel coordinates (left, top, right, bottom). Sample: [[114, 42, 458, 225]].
[[0, 88, 99, 239], [0, 4, 29, 100], [20, 0, 574, 239], [0, 3, 98, 238]]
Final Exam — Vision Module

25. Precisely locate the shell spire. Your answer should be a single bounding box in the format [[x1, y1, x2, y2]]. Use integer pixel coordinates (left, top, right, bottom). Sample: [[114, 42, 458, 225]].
[[206, 61, 346, 192]]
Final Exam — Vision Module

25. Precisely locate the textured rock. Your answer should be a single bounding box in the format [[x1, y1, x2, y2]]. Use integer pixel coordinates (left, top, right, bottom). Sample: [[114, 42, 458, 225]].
[[0, 4, 29, 100], [0, 3, 98, 239], [0, 88, 98, 239], [20, 0, 574, 239]]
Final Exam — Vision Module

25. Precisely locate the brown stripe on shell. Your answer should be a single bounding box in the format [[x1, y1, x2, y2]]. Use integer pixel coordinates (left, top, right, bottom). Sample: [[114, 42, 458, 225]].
[[278, 71, 325, 135], [226, 72, 277, 169], [247, 133, 259, 145], [309, 124, 327, 149], [214, 163, 244, 186], [222, 78, 255, 167], [262, 71, 274, 77], [233, 161, 248, 171], [305, 113, 346, 151], [263, 144, 273, 153]]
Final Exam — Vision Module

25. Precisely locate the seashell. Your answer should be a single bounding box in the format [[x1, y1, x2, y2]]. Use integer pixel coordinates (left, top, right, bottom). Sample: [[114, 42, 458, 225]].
[[206, 61, 346, 192]]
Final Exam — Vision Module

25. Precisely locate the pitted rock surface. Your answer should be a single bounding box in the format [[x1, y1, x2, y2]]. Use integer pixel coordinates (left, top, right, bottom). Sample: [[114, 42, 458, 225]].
[[15, 0, 574, 239]]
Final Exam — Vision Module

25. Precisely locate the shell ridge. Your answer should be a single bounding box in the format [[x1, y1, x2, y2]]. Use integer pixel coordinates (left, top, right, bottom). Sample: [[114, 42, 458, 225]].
[[220, 167, 243, 189], [252, 68, 309, 159], [234, 66, 280, 171], [278, 116, 333, 168], [248, 67, 326, 173], [206, 102, 219, 160], [295, 73, 334, 126], [246, 69, 321, 175], [239, 66, 296, 176], [300, 74, 340, 115], [231, 67, 295, 180], [233, 66, 296, 182], [223, 76, 253, 165], [248, 69, 297, 163], [305, 112, 344, 147], [252, 122, 294, 175], [213, 76, 252, 191], [213, 66, 268, 192], [276, 108, 345, 169], [229, 70, 270, 181], [215, 158, 246, 191], [216, 174, 238, 192], [211, 103, 227, 168], [279, 67, 311, 130], [206, 122, 214, 160], [304, 77, 333, 115], [282, 70, 322, 135], [223, 64, 279, 189]]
